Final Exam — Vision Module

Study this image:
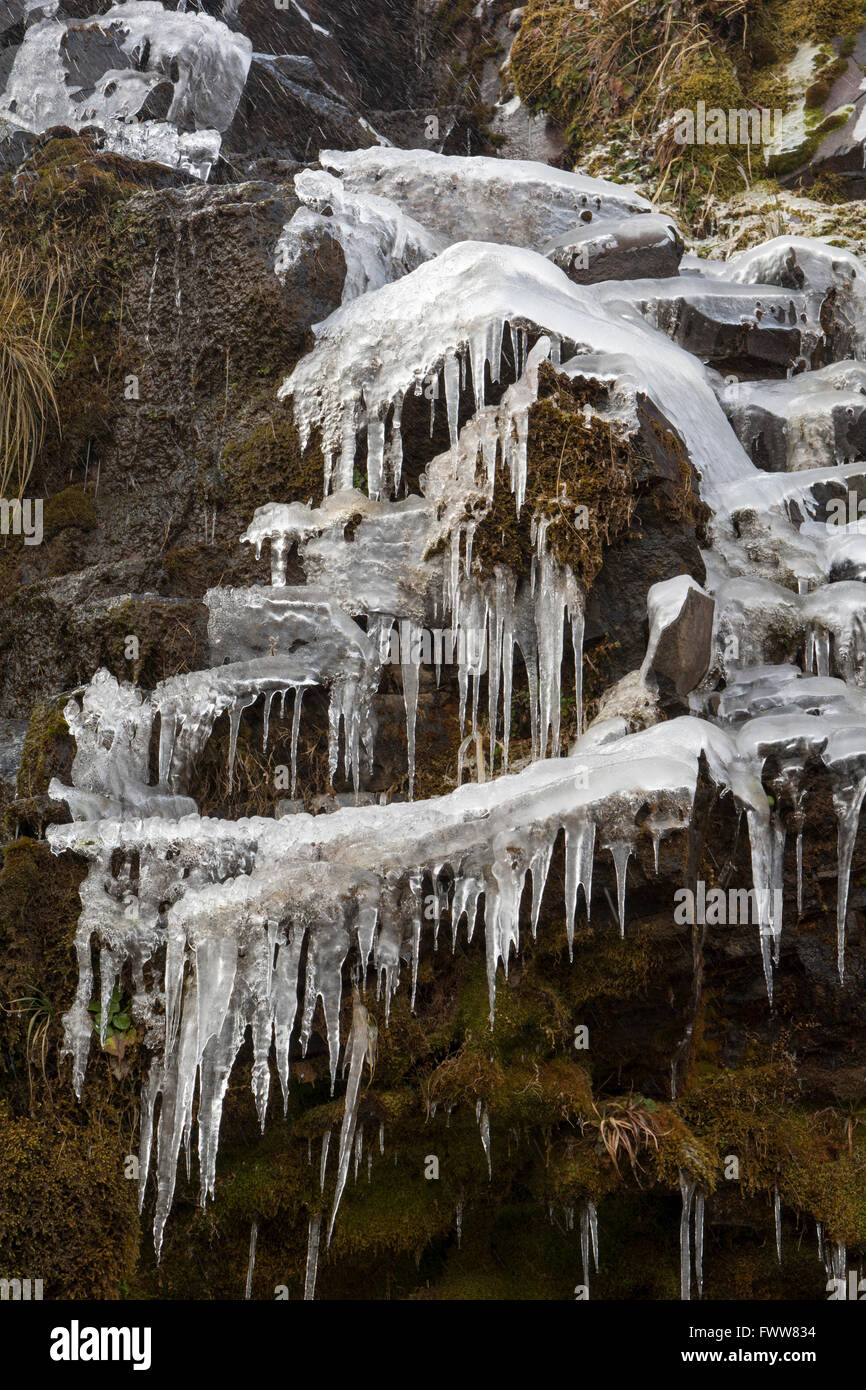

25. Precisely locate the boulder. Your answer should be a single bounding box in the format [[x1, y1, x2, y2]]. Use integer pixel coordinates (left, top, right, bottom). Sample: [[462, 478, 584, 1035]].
[[545, 212, 683, 284], [640, 574, 715, 697]]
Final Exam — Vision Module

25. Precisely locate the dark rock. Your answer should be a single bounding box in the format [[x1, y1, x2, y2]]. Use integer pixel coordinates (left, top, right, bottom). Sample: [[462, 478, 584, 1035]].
[[546, 212, 684, 284], [642, 575, 715, 697]]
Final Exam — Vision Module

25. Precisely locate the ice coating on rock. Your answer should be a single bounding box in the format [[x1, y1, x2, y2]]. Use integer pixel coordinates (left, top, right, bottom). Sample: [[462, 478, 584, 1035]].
[[641, 575, 712, 685], [0, 2, 252, 178], [724, 236, 866, 356], [545, 212, 683, 284], [319, 147, 653, 250], [719, 363, 866, 473], [276, 168, 443, 305], [281, 241, 752, 509], [279, 241, 602, 498], [594, 275, 827, 369]]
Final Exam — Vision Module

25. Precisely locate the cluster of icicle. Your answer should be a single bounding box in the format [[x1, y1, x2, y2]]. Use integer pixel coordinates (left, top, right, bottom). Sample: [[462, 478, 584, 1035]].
[[45, 147, 866, 1292]]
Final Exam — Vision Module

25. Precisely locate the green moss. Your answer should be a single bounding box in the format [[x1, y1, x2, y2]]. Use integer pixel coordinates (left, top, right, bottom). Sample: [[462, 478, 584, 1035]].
[[15, 697, 71, 799], [201, 409, 325, 516], [0, 1100, 139, 1298], [767, 107, 852, 178]]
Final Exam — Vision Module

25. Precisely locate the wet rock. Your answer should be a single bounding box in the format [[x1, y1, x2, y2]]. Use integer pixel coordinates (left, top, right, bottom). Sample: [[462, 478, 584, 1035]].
[[545, 212, 683, 284], [595, 276, 829, 370], [0, 717, 28, 787], [641, 574, 715, 698], [718, 362, 866, 471]]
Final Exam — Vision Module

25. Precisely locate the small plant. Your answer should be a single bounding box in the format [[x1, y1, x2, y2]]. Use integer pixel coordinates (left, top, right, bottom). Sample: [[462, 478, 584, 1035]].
[[3, 984, 54, 1103], [590, 1095, 666, 1177], [88, 985, 132, 1041]]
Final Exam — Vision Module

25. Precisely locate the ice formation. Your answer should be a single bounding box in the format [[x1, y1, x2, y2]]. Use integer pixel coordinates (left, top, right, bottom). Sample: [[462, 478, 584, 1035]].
[[317, 148, 653, 251], [275, 169, 443, 304], [45, 148, 866, 1283], [718, 362, 866, 472], [0, 2, 252, 178]]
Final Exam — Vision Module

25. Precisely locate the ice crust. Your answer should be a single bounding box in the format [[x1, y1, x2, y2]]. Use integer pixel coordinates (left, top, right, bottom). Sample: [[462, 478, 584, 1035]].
[[318, 147, 653, 250], [0, 2, 252, 178], [719, 363, 866, 472]]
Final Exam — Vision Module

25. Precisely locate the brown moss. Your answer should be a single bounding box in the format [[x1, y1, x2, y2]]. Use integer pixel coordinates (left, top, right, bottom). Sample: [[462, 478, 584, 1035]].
[[472, 364, 639, 587], [42, 484, 97, 537], [0, 1100, 139, 1298]]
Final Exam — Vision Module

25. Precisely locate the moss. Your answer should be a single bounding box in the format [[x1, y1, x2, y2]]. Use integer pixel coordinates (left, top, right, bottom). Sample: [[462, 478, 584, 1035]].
[[201, 409, 325, 517], [472, 365, 638, 588], [0, 1100, 139, 1298], [15, 696, 71, 799], [767, 107, 852, 178], [809, 170, 854, 202], [472, 364, 704, 598], [99, 595, 206, 689], [42, 484, 97, 537], [760, 0, 866, 52]]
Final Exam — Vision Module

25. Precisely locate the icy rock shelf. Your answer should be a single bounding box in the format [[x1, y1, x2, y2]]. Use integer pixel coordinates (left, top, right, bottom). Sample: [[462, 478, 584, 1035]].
[[44, 147, 866, 1270]]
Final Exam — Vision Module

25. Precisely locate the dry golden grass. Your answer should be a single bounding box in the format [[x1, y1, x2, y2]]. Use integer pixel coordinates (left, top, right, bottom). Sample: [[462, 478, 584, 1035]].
[[0, 246, 68, 498]]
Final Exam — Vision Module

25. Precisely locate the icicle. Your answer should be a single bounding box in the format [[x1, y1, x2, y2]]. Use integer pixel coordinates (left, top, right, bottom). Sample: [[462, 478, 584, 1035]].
[[401, 621, 422, 800], [409, 873, 423, 1009], [479, 1105, 491, 1179], [290, 687, 304, 798], [320, 1130, 331, 1192], [831, 772, 866, 983], [366, 416, 386, 501], [270, 535, 288, 586], [529, 837, 554, 939], [564, 818, 595, 954], [456, 1200, 463, 1248], [354, 1125, 364, 1182], [774, 1187, 782, 1266], [304, 1213, 321, 1301], [695, 1190, 705, 1299], [245, 1219, 258, 1300], [227, 696, 256, 794], [609, 841, 632, 938], [328, 993, 377, 1243], [444, 352, 461, 448], [680, 1171, 696, 1301], [817, 1220, 824, 1264], [262, 691, 275, 753], [379, 1121, 385, 1156]]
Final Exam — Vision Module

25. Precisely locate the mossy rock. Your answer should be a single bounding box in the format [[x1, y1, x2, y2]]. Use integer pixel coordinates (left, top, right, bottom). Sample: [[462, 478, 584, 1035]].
[[42, 485, 97, 538]]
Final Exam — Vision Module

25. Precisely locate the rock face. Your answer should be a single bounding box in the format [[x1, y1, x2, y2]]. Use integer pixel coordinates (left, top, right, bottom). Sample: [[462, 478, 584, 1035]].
[[2, 5, 866, 1313]]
